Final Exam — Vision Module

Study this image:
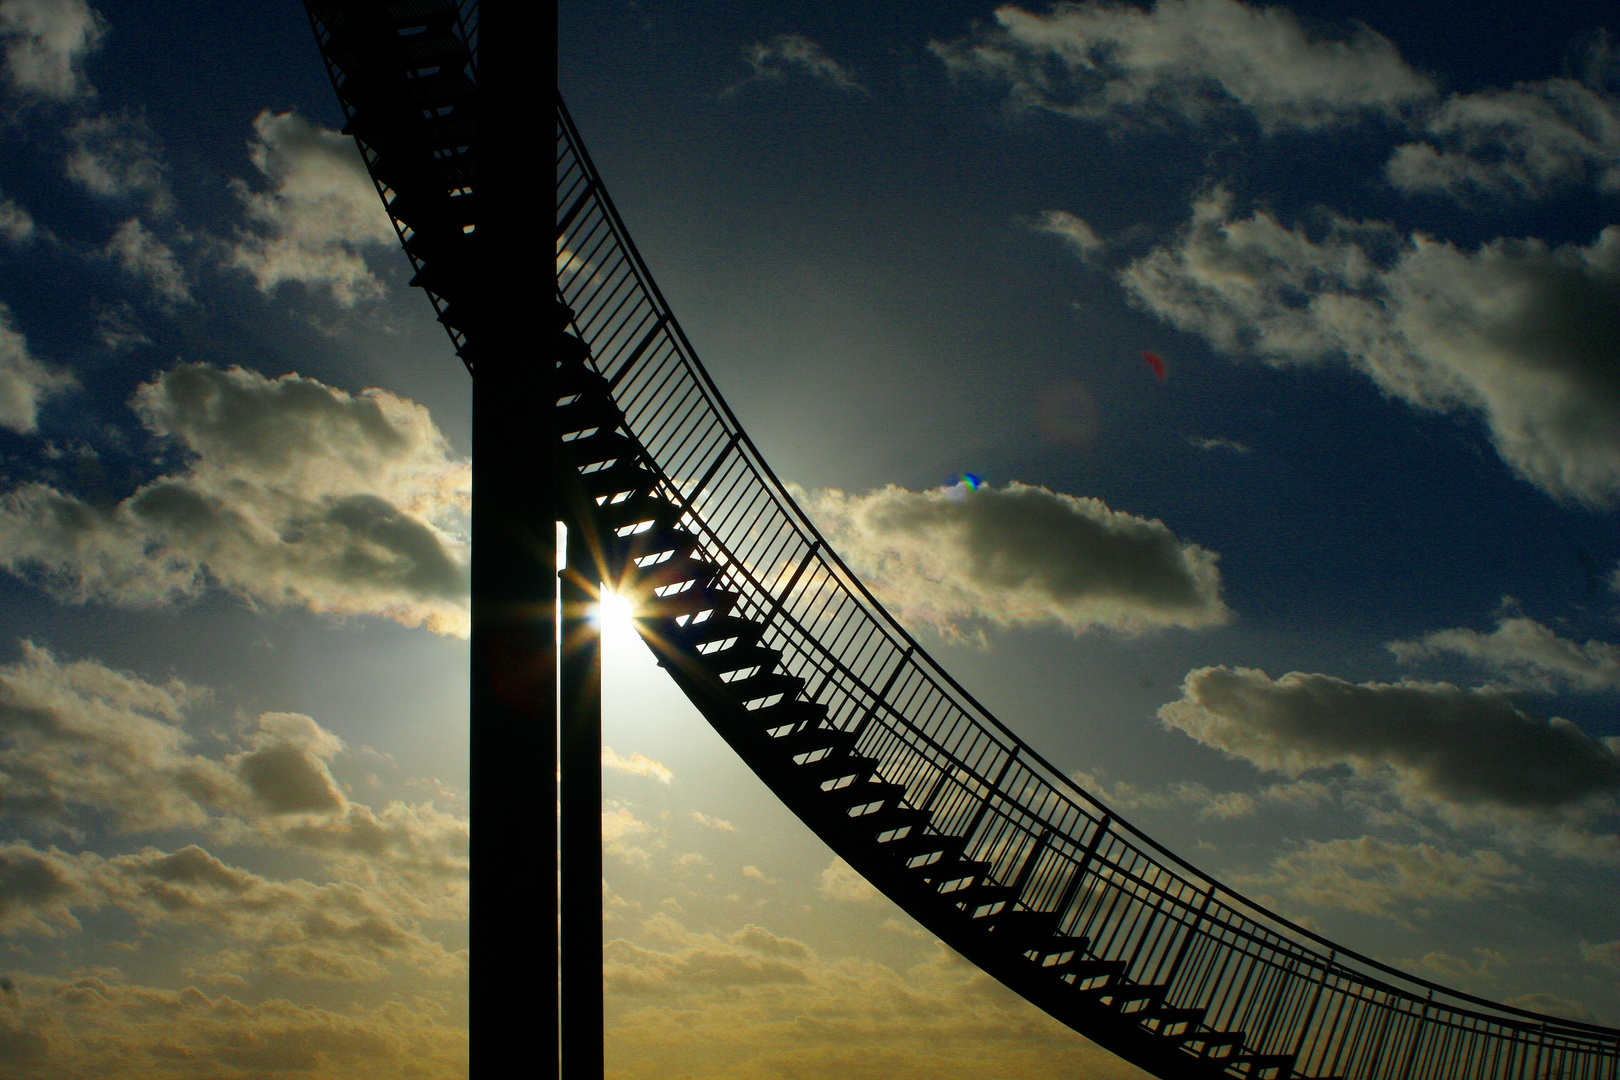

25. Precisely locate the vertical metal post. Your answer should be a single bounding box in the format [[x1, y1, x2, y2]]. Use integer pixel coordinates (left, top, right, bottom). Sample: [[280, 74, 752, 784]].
[[474, 2, 559, 1076], [559, 520, 604, 1078]]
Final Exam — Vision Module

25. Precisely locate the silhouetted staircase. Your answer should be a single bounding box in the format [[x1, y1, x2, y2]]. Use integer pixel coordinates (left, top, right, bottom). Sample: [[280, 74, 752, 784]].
[[555, 303, 1302, 1080], [304, 4, 1620, 1076]]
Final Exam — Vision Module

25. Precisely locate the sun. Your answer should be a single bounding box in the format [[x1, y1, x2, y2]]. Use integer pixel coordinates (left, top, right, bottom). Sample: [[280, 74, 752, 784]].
[[595, 587, 641, 651]]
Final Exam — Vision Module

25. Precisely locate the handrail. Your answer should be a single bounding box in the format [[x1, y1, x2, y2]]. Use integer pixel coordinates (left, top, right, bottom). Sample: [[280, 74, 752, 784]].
[[556, 94, 1620, 1078]]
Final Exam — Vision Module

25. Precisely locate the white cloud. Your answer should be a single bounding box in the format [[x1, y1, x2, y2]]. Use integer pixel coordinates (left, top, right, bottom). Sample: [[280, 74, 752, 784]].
[[63, 113, 172, 213], [603, 806, 656, 868], [603, 746, 674, 784], [1071, 768, 1256, 819], [930, 0, 1431, 132], [1413, 949, 1502, 984], [1184, 434, 1251, 454], [1388, 78, 1620, 199], [1240, 836, 1530, 921], [231, 711, 347, 816], [0, 0, 105, 100], [1121, 190, 1620, 505], [0, 643, 471, 891], [0, 841, 464, 982], [0, 363, 470, 634], [1502, 992, 1595, 1023], [227, 110, 396, 307], [1029, 209, 1103, 262], [1159, 666, 1620, 817], [688, 810, 735, 832], [1388, 616, 1620, 695], [727, 33, 863, 96], [796, 480, 1227, 641], [1581, 939, 1620, 969], [0, 191, 35, 244], [740, 865, 780, 887], [815, 857, 881, 904], [0, 640, 230, 833], [2, 971, 467, 1080], [101, 218, 191, 305], [0, 841, 104, 934], [0, 303, 73, 433], [602, 911, 1155, 1080]]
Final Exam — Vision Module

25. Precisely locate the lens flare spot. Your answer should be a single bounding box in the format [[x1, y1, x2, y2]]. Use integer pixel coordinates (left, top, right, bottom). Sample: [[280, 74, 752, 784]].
[[944, 473, 985, 502]]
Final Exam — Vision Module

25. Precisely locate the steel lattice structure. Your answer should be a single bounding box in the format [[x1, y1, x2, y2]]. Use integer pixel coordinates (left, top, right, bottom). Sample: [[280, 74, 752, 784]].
[[305, 3, 1620, 1076]]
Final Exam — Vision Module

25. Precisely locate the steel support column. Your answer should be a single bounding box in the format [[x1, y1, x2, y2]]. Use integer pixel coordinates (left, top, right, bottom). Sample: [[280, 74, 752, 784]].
[[473, 2, 561, 1076]]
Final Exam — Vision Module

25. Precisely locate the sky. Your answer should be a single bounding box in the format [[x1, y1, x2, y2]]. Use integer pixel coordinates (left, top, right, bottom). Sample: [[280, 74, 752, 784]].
[[0, 0, 1617, 1077]]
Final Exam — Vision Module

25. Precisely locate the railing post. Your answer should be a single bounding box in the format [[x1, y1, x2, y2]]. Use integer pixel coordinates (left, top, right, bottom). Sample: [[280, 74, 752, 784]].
[[1289, 949, 1336, 1066], [1047, 814, 1111, 935], [960, 747, 1020, 846], [1005, 828, 1053, 900], [1399, 988, 1434, 1080], [1161, 883, 1215, 991], [849, 646, 912, 741]]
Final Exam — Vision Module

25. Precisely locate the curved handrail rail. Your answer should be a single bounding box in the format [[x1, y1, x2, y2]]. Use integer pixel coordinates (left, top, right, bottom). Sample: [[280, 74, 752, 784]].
[[556, 96, 1619, 1078]]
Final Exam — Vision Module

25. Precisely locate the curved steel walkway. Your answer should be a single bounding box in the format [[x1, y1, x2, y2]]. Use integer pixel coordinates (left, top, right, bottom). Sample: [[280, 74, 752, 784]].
[[304, 3, 1620, 1076]]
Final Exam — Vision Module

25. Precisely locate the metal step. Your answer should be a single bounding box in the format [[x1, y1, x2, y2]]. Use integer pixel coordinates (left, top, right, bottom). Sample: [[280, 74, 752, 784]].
[[822, 780, 906, 814], [700, 643, 780, 680], [1045, 957, 1127, 992], [739, 697, 826, 735], [644, 585, 738, 621], [1228, 1053, 1294, 1079], [858, 804, 932, 840], [596, 494, 682, 540], [721, 670, 804, 709], [667, 614, 764, 653], [628, 554, 717, 595], [1143, 1005, 1205, 1038], [561, 427, 640, 469], [876, 829, 964, 864], [617, 528, 700, 574], [1183, 1031, 1246, 1057], [919, 857, 991, 886], [554, 394, 622, 439], [800, 752, 880, 789], [1104, 982, 1169, 1015], [945, 881, 1018, 918]]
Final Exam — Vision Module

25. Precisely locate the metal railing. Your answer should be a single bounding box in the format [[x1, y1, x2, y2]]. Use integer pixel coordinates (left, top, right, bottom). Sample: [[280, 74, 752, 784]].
[[558, 97, 1619, 1080]]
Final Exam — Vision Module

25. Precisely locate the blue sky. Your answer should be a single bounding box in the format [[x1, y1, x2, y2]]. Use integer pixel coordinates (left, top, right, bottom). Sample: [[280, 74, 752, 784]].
[[0, 0, 1617, 1076]]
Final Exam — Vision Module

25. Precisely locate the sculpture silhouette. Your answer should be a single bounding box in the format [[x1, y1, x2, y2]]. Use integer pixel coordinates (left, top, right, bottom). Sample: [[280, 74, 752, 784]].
[[304, 3, 1620, 1076]]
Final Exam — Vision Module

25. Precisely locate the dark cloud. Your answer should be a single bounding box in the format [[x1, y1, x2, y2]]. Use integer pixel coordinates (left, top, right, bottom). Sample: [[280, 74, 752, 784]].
[[63, 112, 172, 212], [726, 34, 864, 97], [1388, 616, 1620, 694], [798, 481, 1227, 641], [0, 364, 469, 633], [100, 218, 190, 305], [1237, 835, 1530, 921], [1159, 666, 1620, 814], [0, 842, 98, 934], [1121, 192, 1620, 505], [1387, 79, 1620, 199], [226, 110, 397, 306], [0, 0, 106, 101], [0, 971, 467, 1080], [0, 643, 469, 892], [930, 0, 1431, 132], [0, 641, 231, 832], [0, 303, 72, 433]]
